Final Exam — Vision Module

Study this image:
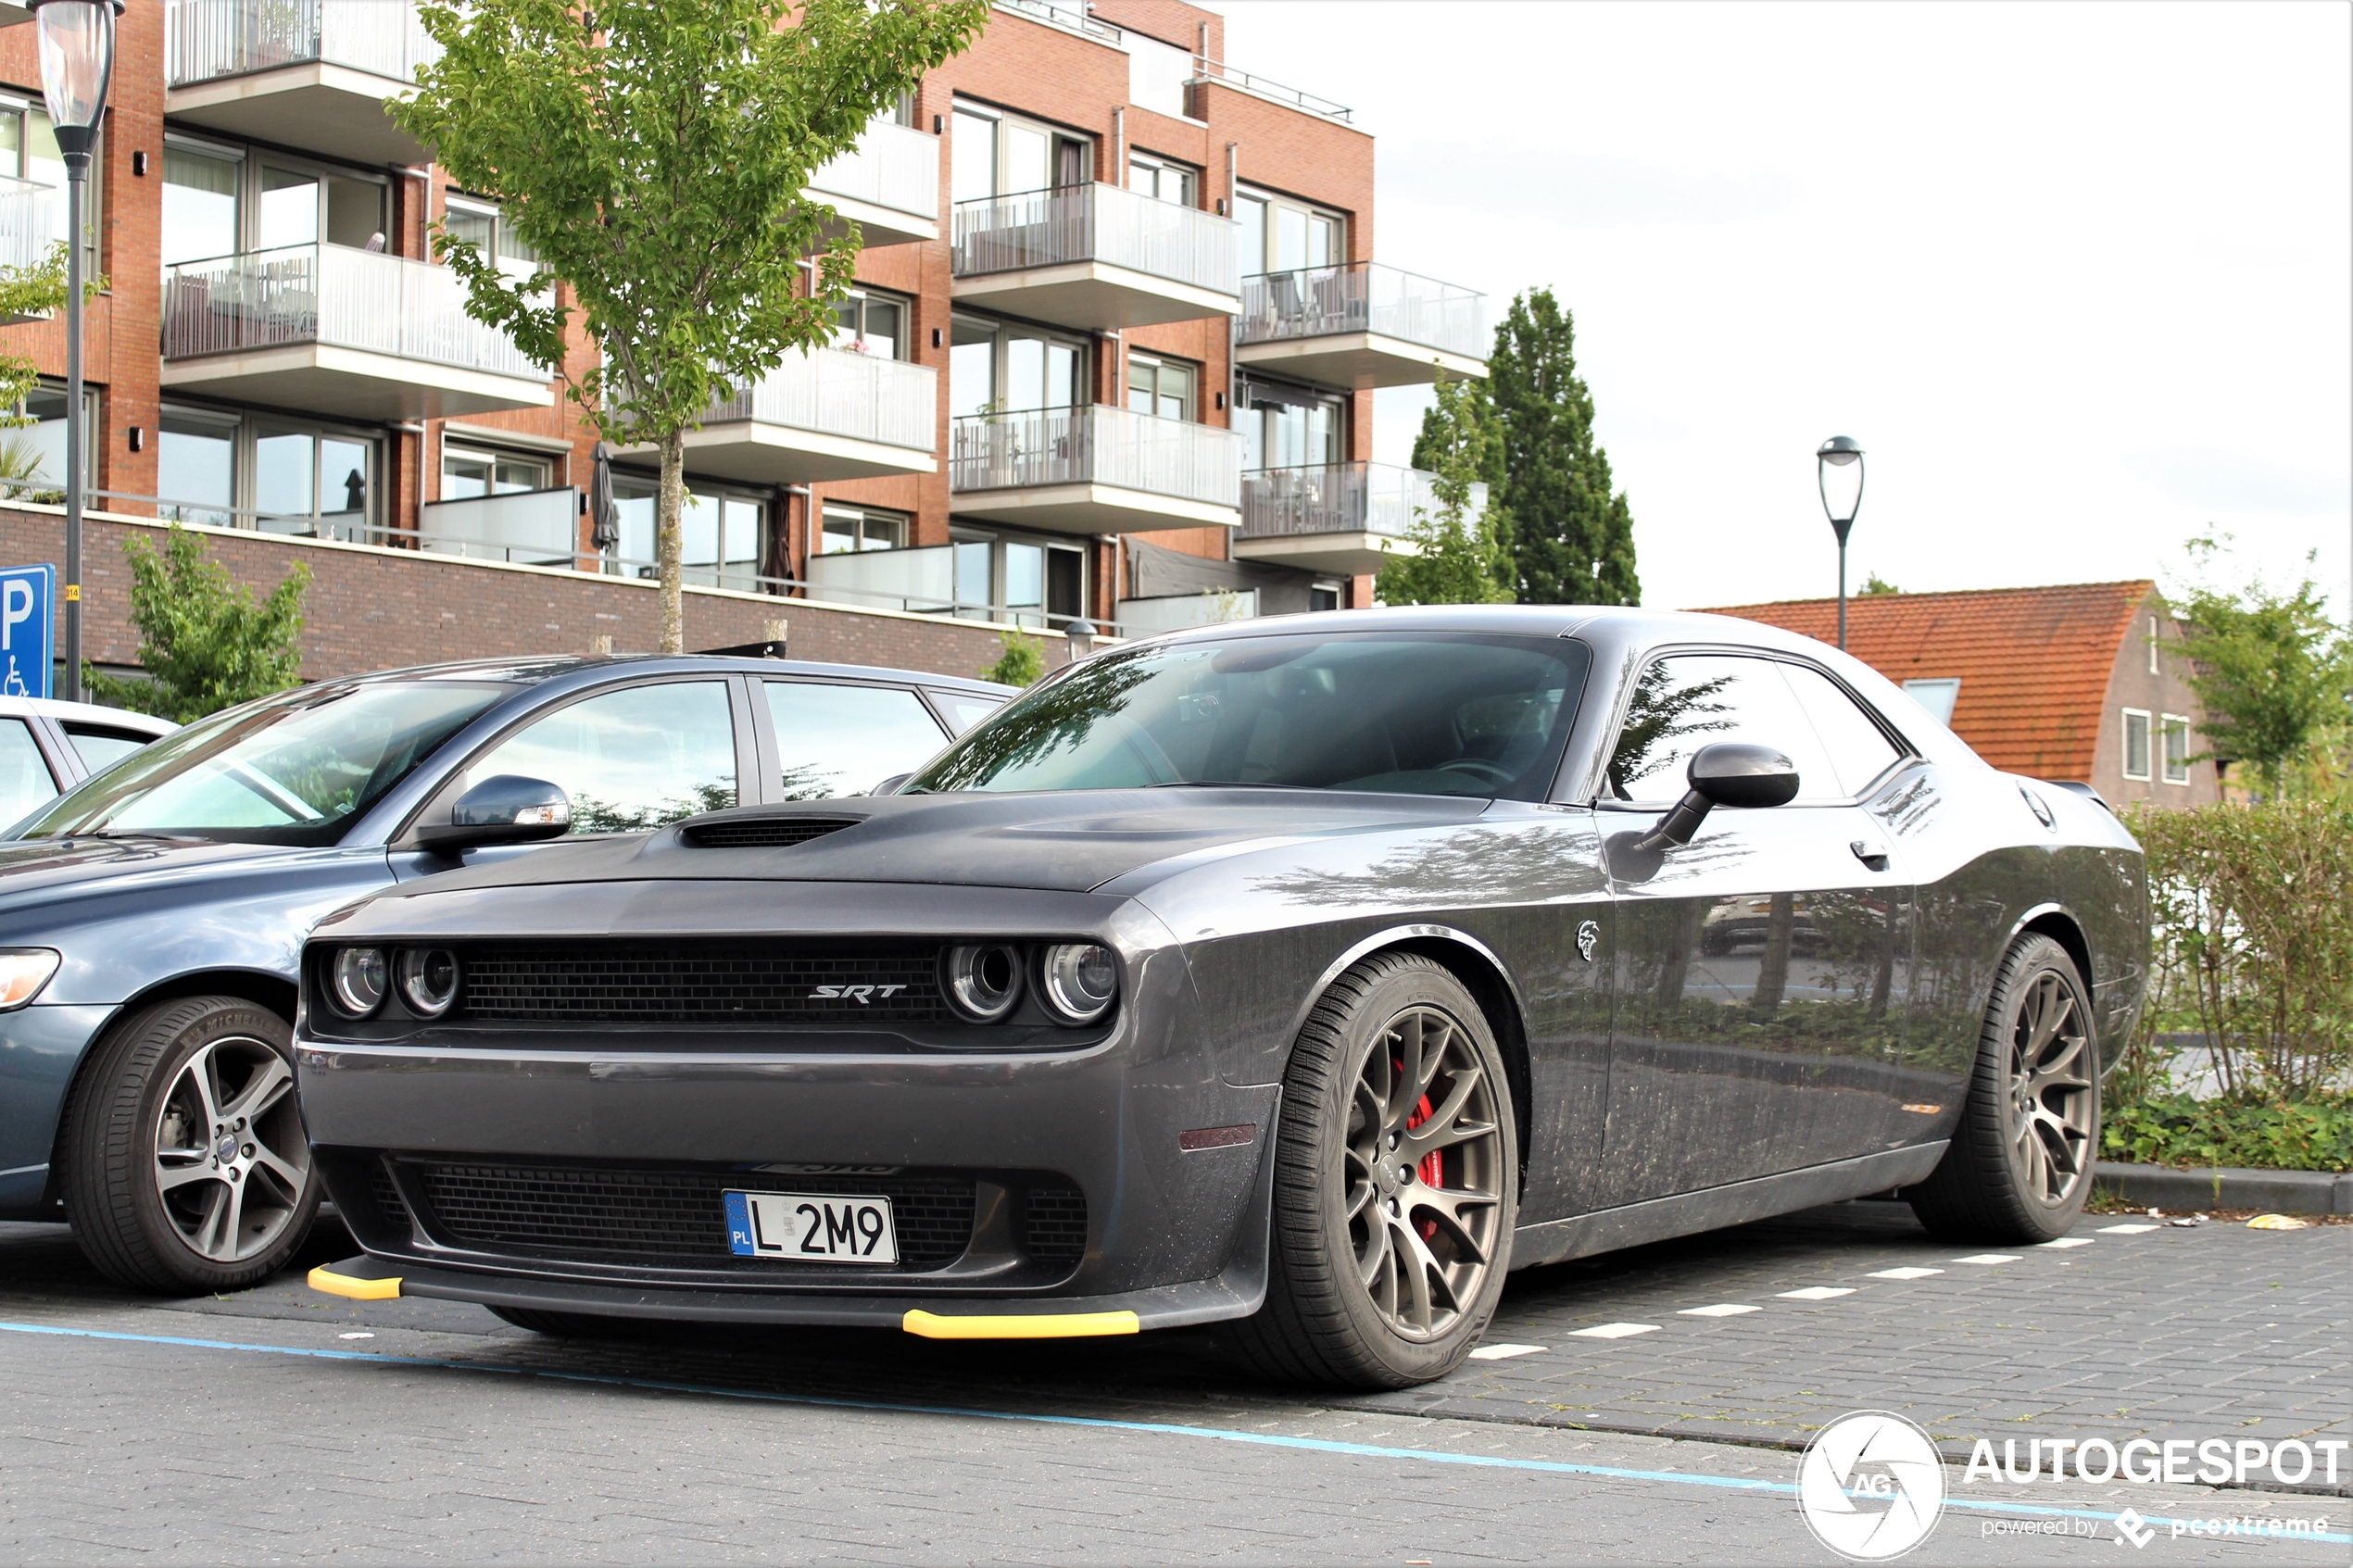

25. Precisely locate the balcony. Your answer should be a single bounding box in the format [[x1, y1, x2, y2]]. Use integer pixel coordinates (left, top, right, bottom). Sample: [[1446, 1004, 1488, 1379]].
[[1235, 263, 1487, 388], [951, 182, 1239, 331], [807, 120, 939, 248], [1232, 462, 1489, 576], [950, 405, 1242, 534], [618, 348, 937, 485], [161, 245, 554, 421], [420, 488, 584, 567], [164, 0, 441, 168], [0, 177, 53, 323]]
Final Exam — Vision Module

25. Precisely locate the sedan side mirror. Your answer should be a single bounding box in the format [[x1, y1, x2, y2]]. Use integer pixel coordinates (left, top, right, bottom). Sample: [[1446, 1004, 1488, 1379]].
[[870, 772, 914, 797], [1634, 744, 1800, 852], [417, 775, 572, 853]]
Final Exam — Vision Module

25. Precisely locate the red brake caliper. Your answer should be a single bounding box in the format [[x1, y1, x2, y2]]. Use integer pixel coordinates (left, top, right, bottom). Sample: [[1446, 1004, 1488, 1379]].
[[1397, 1062, 1444, 1240]]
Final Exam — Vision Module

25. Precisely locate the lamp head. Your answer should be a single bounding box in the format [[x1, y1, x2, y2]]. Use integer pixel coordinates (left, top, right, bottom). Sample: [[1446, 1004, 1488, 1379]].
[[30, 0, 124, 157], [1063, 620, 1098, 662], [1816, 434, 1866, 536]]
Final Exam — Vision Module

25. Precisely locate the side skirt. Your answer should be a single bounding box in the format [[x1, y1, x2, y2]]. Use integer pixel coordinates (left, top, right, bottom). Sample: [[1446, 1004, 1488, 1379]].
[[1510, 1143, 1949, 1271]]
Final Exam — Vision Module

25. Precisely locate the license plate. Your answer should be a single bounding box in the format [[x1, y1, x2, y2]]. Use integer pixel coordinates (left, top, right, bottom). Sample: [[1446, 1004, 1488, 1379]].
[[724, 1190, 898, 1264]]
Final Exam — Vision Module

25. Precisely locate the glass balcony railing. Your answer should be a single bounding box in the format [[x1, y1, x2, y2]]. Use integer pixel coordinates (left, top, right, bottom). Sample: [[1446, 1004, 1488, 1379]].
[[420, 488, 583, 566], [1237, 262, 1487, 361], [950, 406, 1243, 509], [0, 175, 54, 274], [167, 0, 441, 87], [161, 244, 543, 382], [1239, 462, 1488, 541], [807, 120, 939, 223], [707, 347, 937, 452], [952, 182, 1239, 297]]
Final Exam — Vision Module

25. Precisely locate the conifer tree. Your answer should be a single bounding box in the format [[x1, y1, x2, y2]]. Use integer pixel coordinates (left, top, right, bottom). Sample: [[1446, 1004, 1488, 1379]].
[[1486, 288, 1640, 606]]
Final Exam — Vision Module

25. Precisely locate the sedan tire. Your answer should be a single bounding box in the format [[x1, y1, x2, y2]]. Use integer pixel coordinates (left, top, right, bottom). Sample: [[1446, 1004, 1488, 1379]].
[[58, 997, 320, 1294], [1235, 952, 1517, 1389], [1908, 935, 2101, 1244]]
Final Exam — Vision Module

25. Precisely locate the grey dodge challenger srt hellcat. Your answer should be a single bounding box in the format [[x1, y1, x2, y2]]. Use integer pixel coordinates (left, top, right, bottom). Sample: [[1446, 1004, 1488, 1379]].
[[296, 607, 2147, 1388]]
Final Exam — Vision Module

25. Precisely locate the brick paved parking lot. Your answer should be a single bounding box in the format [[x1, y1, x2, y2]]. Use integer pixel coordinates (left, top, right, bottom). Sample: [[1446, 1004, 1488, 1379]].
[[1, 1202, 2345, 1564]]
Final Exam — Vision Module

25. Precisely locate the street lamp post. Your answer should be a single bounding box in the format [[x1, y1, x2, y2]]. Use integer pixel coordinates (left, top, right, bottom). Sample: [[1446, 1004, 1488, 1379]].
[[30, 0, 121, 705], [1063, 620, 1097, 665], [1816, 435, 1865, 652]]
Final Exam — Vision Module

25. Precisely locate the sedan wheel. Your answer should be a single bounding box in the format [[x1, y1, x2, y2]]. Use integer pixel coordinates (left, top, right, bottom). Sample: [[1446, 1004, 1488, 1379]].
[[1908, 935, 2101, 1243], [61, 997, 321, 1294], [1235, 952, 1517, 1388]]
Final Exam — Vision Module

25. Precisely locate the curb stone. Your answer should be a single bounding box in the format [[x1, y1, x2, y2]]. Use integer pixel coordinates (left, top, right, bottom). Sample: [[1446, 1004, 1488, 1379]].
[[2092, 1160, 2352, 1215]]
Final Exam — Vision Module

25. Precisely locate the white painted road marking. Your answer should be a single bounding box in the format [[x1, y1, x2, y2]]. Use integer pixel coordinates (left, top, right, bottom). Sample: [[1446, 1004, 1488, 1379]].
[[2098, 1223, 2159, 1234], [1776, 1286, 1855, 1300], [1953, 1253, 2021, 1264], [1570, 1323, 1661, 1339], [1469, 1343, 1548, 1361], [1867, 1266, 1943, 1280], [2037, 1236, 2096, 1248], [1678, 1304, 1761, 1317]]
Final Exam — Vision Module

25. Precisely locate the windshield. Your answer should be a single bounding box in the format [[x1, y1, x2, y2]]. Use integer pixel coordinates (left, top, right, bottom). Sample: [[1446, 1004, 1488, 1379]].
[[908, 632, 1592, 800], [15, 682, 512, 846]]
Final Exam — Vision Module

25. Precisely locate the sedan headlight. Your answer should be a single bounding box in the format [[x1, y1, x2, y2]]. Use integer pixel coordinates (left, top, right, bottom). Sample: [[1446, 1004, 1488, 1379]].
[[1038, 943, 1118, 1025], [330, 947, 388, 1018], [0, 948, 60, 1010], [941, 944, 1023, 1022], [396, 948, 460, 1019]]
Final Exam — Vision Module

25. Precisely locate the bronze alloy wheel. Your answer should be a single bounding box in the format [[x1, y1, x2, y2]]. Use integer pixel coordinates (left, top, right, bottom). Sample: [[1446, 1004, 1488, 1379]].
[[1343, 1004, 1507, 1342], [2000, 969, 2095, 1206]]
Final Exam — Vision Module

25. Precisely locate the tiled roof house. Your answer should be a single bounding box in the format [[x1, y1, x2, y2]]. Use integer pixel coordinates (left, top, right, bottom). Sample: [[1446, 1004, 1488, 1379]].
[[1703, 581, 2221, 809]]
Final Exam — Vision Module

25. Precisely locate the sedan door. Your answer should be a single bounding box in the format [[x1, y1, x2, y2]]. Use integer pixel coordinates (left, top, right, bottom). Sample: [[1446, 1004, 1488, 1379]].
[[1590, 651, 1919, 1208]]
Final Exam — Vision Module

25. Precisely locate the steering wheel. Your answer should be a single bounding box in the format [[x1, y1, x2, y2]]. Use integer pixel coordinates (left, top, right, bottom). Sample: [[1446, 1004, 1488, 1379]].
[[1437, 759, 1516, 789]]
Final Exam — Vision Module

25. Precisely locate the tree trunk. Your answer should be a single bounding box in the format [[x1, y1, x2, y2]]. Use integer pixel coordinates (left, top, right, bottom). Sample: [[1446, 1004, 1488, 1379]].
[[657, 427, 686, 654], [1752, 892, 1795, 1014]]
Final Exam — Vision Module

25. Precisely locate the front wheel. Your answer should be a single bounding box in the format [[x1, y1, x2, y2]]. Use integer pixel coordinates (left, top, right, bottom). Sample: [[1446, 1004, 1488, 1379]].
[[1908, 935, 2101, 1243], [1233, 952, 1517, 1389]]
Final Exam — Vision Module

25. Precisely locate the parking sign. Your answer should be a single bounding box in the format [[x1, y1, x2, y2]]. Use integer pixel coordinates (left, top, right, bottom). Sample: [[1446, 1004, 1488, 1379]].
[[0, 564, 55, 700]]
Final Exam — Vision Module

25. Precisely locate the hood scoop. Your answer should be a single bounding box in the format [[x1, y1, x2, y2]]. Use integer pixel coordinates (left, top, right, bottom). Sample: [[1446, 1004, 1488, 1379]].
[[681, 816, 863, 849]]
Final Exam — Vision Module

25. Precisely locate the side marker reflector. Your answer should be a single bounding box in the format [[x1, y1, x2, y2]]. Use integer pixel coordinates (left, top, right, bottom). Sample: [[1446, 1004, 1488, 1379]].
[[308, 1265, 401, 1301], [902, 1309, 1139, 1339]]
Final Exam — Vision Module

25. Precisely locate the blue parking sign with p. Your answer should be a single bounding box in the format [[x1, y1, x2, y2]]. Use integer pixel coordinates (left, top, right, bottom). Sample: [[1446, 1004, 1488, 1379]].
[[0, 565, 55, 700]]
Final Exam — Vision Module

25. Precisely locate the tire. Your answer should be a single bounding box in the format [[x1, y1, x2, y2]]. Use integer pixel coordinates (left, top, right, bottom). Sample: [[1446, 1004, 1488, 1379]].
[[58, 996, 320, 1294], [1908, 935, 2101, 1244], [1232, 952, 1517, 1389]]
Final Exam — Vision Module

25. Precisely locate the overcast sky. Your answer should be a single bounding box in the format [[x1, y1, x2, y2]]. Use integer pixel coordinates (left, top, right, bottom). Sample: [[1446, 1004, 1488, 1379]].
[[1215, 1, 2352, 619]]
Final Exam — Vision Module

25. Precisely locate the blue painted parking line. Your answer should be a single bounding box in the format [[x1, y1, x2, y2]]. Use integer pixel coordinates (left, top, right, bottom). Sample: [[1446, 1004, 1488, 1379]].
[[2, 1319, 2343, 1541]]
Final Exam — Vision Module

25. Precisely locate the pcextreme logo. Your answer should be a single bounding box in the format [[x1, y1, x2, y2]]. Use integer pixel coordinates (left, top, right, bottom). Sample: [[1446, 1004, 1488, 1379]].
[[1797, 1411, 1947, 1562]]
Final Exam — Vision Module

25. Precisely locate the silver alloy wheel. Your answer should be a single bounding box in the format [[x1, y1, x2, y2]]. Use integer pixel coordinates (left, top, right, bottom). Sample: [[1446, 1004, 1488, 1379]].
[[2002, 971, 2095, 1205], [1343, 1005, 1504, 1341], [152, 1035, 310, 1262]]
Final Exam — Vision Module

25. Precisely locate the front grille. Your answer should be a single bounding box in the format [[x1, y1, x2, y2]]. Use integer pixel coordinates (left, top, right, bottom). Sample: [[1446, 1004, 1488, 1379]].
[[400, 1160, 977, 1271], [1024, 1185, 1088, 1263], [457, 942, 947, 1025], [367, 1163, 414, 1233], [684, 817, 862, 849]]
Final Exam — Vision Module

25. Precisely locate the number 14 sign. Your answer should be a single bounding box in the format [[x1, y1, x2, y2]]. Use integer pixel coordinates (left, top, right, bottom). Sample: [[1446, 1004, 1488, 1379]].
[[0, 565, 54, 700]]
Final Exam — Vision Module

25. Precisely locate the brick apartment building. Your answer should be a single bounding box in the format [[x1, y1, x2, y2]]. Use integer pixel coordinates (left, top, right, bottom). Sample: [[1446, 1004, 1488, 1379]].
[[0, 0, 1486, 681]]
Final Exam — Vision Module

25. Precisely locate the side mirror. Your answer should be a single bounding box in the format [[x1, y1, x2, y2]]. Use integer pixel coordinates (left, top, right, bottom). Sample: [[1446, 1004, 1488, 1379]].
[[870, 772, 914, 797], [1634, 743, 1799, 851], [417, 775, 572, 852]]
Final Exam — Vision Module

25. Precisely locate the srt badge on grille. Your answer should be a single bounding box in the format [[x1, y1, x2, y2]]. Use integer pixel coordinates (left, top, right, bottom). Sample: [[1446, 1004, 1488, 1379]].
[[810, 985, 908, 1004]]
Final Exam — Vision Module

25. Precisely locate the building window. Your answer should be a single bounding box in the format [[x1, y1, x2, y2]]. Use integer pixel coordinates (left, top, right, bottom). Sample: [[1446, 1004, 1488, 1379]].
[[0, 94, 101, 273], [160, 138, 388, 270], [258, 160, 385, 253], [0, 383, 96, 501], [950, 313, 1087, 417], [445, 196, 542, 283], [950, 527, 1086, 627], [1310, 581, 1342, 613], [2121, 709, 2152, 781], [254, 424, 377, 538], [161, 137, 241, 269], [156, 403, 238, 526], [1128, 152, 1197, 206], [1238, 377, 1342, 470], [950, 101, 1089, 203], [611, 476, 765, 590], [443, 445, 554, 499], [833, 288, 911, 360], [1234, 184, 1343, 276], [2160, 715, 2191, 784], [1127, 353, 1194, 420], [817, 504, 907, 555]]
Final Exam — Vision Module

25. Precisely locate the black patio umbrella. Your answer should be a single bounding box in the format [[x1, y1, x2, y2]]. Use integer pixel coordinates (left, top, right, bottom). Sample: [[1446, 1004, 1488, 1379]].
[[588, 441, 619, 553]]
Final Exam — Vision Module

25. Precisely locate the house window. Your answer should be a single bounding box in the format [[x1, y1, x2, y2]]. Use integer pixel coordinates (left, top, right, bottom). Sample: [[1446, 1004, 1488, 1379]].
[[950, 101, 1089, 202], [1128, 152, 1197, 206], [254, 424, 377, 538], [156, 403, 239, 526], [446, 196, 541, 283], [611, 476, 765, 590], [1310, 581, 1342, 613], [1, 383, 96, 499], [161, 138, 241, 269], [833, 288, 911, 360], [2160, 715, 2191, 784], [2121, 709, 2152, 781], [950, 313, 1086, 417], [1127, 353, 1194, 420], [1238, 377, 1342, 470], [950, 527, 1086, 627], [818, 504, 907, 555], [257, 161, 385, 252], [443, 445, 554, 499], [1234, 184, 1343, 276], [0, 94, 100, 273]]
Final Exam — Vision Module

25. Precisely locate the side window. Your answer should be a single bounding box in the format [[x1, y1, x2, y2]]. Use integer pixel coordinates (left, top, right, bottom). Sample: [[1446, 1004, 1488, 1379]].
[[466, 682, 736, 834], [1604, 654, 1836, 805], [928, 691, 1003, 736], [765, 682, 947, 799], [0, 719, 59, 827], [62, 723, 157, 774], [1780, 664, 1906, 798]]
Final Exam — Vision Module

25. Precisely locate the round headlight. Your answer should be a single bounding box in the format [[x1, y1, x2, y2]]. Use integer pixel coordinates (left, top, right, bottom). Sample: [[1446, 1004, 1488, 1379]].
[[1038, 942, 1118, 1025], [330, 947, 387, 1018], [941, 944, 1023, 1022], [396, 948, 460, 1019]]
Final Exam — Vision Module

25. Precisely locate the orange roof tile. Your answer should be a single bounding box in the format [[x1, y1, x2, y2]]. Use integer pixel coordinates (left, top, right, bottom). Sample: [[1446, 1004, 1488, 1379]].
[[1699, 581, 2155, 780]]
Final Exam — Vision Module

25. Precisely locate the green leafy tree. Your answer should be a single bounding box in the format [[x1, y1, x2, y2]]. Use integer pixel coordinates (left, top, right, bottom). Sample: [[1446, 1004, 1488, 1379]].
[[1861, 571, 1903, 596], [982, 625, 1046, 688], [2166, 535, 2353, 798], [1486, 288, 1639, 607], [0, 244, 98, 503], [1379, 372, 1513, 606], [394, 0, 986, 653], [82, 527, 309, 722]]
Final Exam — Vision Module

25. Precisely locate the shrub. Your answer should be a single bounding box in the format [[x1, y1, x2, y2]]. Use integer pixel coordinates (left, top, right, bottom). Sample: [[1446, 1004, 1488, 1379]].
[[82, 526, 309, 722], [2102, 1090, 2353, 1173], [981, 625, 1045, 688]]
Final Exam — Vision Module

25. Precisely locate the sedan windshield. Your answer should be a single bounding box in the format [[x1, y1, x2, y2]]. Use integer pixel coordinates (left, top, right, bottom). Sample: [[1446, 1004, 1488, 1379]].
[[14, 682, 511, 846], [908, 632, 1592, 800]]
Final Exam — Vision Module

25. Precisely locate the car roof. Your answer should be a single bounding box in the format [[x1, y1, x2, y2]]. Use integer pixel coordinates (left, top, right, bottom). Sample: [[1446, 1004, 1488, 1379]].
[[321, 654, 1014, 696], [0, 695, 179, 733]]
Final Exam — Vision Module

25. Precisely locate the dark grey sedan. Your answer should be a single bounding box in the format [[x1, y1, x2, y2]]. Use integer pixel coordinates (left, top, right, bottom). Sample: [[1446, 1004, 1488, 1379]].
[[294, 608, 2147, 1388], [0, 655, 1006, 1293]]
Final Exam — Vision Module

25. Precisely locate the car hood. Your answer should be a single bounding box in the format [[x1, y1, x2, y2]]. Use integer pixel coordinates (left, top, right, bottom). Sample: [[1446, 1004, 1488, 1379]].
[[0, 834, 328, 912], [395, 790, 1494, 897]]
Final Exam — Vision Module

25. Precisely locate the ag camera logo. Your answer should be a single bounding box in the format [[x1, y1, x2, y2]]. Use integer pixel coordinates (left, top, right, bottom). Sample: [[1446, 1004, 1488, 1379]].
[[1798, 1411, 1947, 1561]]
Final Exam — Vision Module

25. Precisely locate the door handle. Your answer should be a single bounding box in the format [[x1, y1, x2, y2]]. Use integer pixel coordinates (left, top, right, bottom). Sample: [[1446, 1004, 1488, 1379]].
[[1850, 840, 1891, 872]]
